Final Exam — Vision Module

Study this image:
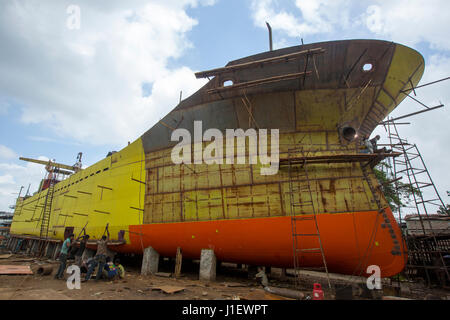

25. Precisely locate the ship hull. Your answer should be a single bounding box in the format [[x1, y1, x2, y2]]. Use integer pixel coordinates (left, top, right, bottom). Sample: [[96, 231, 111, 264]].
[[119, 208, 405, 278], [10, 39, 424, 278]]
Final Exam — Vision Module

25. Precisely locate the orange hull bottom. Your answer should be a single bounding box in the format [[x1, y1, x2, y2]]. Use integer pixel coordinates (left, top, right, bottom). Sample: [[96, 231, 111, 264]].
[[118, 208, 405, 278]]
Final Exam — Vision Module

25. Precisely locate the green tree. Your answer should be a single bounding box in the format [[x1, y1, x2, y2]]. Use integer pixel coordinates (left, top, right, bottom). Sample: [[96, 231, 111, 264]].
[[373, 162, 421, 211], [437, 204, 450, 216]]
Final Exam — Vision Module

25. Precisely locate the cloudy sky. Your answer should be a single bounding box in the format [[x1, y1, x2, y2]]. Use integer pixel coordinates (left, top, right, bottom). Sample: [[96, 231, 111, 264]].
[[0, 0, 449, 213]]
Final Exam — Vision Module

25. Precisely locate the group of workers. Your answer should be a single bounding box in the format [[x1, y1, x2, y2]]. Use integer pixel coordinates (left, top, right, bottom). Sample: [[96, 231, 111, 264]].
[[361, 135, 390, 154], [54, 232, 125, 282]]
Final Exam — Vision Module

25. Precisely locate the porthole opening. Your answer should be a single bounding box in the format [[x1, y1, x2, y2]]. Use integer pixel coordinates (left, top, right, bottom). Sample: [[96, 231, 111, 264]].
[[342, 126, 357, 142], [223, 80, 234, 87], [363, 63, 373, 72]]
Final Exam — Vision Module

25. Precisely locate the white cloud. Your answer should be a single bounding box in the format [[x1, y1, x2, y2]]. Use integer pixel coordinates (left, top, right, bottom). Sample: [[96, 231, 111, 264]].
[[0, 174, 14, 185], [251, 0, 450, 52], [0, 100, 9, 115], [0, 145, 17, 160], [364, 0, 450, 51], [26, 136, 83, 147], [0, 0, 211, 147], [196, 0, 217, 6], [251, 0, 316, 37], [273, 38, 288, 50], [251, 0, 358, 38], [365, 5, 383, 34], [0, 156, 49, 211]]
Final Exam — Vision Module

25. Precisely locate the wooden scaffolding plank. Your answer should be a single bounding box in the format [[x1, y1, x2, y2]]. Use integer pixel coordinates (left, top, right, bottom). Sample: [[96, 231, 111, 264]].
[[195, 48, 325, 78], [0, 265, 33, 275]]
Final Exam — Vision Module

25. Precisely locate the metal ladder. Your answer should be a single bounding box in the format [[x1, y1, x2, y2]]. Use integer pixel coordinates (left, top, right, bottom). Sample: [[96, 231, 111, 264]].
[[287, 148, 331, 289], [39, 183, 55, 240], [387, 122, 449, 285], [36, 175, 57, 257], [386, 122, 429, 284], [13, 186, 25, 217]]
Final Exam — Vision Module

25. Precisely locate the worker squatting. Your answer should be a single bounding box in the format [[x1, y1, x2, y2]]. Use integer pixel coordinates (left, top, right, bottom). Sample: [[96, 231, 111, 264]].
[[54, 230, 125, 283]]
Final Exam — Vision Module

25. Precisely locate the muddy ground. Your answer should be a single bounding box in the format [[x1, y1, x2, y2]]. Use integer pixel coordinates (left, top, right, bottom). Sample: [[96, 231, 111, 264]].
[[0, 249, 300, 300], [0, 247, 449, 300]]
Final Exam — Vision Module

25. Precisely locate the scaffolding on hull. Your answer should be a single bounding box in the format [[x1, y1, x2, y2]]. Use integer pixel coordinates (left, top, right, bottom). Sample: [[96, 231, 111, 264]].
[[385, 120, 449, 287]]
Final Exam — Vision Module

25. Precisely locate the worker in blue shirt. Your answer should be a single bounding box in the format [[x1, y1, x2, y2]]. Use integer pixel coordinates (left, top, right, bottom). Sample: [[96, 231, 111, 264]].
[[54, 233, 74, 280]]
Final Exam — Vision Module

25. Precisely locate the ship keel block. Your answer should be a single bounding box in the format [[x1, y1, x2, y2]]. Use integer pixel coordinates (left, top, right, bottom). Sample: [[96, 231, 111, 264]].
[[141, 246, 160, 275], [199, 249, 217, 281], [128, 207, 405, 278]]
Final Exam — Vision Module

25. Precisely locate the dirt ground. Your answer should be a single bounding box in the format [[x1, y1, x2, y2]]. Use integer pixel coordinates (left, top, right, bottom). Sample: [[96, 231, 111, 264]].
[[1, 247, 449, 300], [0, 250, 294, 300]]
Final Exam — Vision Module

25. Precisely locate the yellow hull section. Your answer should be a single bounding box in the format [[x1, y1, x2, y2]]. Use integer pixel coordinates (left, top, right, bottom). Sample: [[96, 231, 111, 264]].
[[11, 139, 146, 243]]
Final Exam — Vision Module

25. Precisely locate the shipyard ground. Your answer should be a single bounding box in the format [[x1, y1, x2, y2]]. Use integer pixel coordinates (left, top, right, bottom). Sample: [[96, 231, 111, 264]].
[[0, 248, 448, 300]]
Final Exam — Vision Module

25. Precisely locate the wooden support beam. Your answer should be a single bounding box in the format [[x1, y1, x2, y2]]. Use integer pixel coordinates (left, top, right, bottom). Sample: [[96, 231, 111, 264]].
[[380, 105, 444, 124], [400, 76, 450, 93], [174, 247, 182, 278], [207, 71, 312, 94], [195, 48, 325, 78]]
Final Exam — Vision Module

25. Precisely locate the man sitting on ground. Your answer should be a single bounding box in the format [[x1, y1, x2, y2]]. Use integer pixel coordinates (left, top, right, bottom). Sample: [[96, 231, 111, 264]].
[[114, 258, 125, 279], [81, 256, 98, 282], [102, 257, 118, 280]]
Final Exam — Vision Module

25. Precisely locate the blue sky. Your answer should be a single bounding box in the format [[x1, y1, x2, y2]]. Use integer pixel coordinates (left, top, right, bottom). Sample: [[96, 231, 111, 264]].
[[0, 0, 449, 212]]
